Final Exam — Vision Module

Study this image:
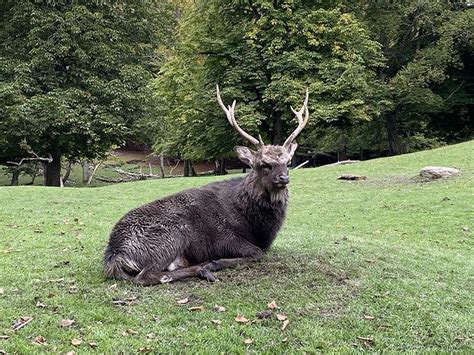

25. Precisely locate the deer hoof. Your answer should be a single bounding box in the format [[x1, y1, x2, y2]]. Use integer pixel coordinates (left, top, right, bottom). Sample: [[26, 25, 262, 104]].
[[197, 268, 219, 282]]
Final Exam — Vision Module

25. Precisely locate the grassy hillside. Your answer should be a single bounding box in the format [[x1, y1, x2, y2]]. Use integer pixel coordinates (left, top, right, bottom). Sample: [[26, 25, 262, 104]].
[[1, 141, 473, 353]]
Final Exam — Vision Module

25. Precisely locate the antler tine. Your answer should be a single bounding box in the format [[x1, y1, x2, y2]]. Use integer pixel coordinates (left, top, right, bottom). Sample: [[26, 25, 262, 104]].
[[284, 88, 310, 148], [216, 84, 261, 147]]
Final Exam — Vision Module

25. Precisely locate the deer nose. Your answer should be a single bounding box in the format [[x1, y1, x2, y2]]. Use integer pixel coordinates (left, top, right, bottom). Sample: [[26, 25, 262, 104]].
[[279, 175, 290, 184]]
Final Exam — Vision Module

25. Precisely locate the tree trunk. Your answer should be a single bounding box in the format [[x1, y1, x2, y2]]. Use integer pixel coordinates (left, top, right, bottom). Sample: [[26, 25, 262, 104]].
[[272, 111, 283, 145], [337, 129, 348, 161], [62, 160, 73, 185], [183, 160, 191, 177], [386, 111, 404, 155], [43, 152, 62, 187], [190, 162, 197, 177], [214, 158, 227, 175], [159, 153, 165, 178], [10, 169, 20, 186], [82, 161, 91, 183]]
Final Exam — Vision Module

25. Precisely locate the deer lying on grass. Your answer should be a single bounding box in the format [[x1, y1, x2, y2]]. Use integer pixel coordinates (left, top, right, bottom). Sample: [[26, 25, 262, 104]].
[[104, 86, 310, 285]]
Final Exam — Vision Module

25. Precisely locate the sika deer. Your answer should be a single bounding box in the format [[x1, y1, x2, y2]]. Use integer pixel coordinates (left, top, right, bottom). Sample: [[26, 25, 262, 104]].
[[104, 85, 310, 285]]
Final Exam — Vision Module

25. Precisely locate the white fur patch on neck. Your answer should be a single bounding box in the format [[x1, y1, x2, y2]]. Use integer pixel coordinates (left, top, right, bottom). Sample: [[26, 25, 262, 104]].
[[270, 189, 288, 204]]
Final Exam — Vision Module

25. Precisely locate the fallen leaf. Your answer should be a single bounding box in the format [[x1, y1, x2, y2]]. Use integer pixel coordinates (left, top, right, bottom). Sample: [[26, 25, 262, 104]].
[[211, 320, 221, 325], [235, 315, 249, 323], [88, 341, 97, 348], [36, 301, 47, 308], [177, 298, 189, 305], [188, 306, 204, 312], [33, 335, 46, 346], [68, 285, 78, 294], [152, 315, 160, 323], [60, 319, 75, 327], [243, 338, 253, 345], [139, 347, 153, 353], [282, 337, 288, 343], [47, 292, 56, 298], [213, 305, 225, 312], [146, 333, 155, 339], [363, 315, 375, 320], [256, 310, 272, 319], [71, 338, 82, 346], [0, 288, 4, 295], [276, 313, 287, 321], [281, 319, 289, 331], [126, 328, 138, 335], [267, 300, 277, 309], [11, 316, 33, 331]]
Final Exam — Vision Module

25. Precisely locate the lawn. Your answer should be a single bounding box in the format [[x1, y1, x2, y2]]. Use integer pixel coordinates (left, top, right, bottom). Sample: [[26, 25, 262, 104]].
[[0, 141, 473, 353]]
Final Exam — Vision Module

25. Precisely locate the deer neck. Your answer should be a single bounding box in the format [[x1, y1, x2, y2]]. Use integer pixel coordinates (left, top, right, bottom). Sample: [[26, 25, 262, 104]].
[[238, 171, 289, 207]]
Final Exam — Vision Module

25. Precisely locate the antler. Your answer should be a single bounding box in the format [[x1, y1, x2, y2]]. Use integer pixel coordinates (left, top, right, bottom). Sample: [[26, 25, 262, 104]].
[[283, 88, 310, 148], [216, 84, 263, 147]]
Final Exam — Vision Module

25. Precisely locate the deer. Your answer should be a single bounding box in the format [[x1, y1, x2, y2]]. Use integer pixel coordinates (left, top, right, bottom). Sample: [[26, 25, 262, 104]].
[[103, 85, 310, 285]]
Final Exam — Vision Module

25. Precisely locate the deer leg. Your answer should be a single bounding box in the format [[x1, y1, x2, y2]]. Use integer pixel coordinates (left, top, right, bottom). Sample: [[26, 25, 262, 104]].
[[134, 264, 218, 286], [202, 255, 261, 273]]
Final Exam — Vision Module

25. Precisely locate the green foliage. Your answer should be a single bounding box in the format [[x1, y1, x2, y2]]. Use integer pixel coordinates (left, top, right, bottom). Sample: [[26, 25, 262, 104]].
[[151, 0, 473, 160], [151, 0, 385, 160], [0, 1, 174, 162]]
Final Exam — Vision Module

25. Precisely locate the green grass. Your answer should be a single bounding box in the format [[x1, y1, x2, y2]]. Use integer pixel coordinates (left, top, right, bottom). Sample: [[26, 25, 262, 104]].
[[1, 141, 473, 353]]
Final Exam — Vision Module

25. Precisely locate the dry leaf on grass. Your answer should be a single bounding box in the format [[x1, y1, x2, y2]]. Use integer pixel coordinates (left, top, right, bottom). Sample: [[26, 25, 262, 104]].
[[35, 301, 47, 308], [213, 305, 225, 312], [267, 301, 277, 309], [11, 316, 33, 331], [276, 313, 287, 321], [88, 341, 97, 348], [177, 298, 189, 305], [211, 320, 221, 325], [363, 315, 375, 320], [188, 306, 204, 312], [71, 338, 82, 346], [281, 319, 289, 331], [243, 338, 253, 345], [126, 329, 138, 335], [235, 315, 249, 323], [0, 288, 4, 295], [357, 336, 374, 342], [60, 319, 75, 327], [47, 292, 56, 298], [33, 336, 46, 346], [139, 347, 153, 353]]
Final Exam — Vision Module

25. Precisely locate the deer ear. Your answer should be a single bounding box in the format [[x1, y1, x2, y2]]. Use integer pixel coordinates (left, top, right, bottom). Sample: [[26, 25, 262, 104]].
[[234, 146, 256, 167], [286, 143, 298, 158]]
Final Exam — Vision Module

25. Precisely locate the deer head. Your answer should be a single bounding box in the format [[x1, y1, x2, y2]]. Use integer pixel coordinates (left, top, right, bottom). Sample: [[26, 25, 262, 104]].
[[216, 85, 309, 191]]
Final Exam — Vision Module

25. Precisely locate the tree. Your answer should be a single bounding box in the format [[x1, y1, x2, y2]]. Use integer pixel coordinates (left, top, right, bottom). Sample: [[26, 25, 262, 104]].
[[0, 0, 174, 185], [350, 0, 474, 154], [151, 0, 385, 162]]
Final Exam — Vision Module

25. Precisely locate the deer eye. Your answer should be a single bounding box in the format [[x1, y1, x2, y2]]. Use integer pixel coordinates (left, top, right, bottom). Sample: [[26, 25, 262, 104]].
[[262, 163, 272, 170]]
